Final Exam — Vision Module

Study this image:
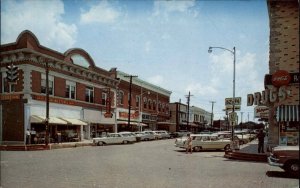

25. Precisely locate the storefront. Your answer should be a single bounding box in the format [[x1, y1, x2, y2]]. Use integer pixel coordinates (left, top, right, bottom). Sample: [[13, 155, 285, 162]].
[[277, 105, 299, 146]]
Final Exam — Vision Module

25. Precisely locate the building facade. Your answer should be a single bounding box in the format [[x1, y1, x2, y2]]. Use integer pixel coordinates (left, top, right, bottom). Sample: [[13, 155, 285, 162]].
[[169, 102, 211, 133], [111, 70, 172, 132], [266, 0, 299, 148], [0, 30, 119, 144]]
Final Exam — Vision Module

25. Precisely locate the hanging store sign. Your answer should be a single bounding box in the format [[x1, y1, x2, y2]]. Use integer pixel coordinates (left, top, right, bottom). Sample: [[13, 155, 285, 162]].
[[264, 72, 299, 87], [271, 70, 291, 87], [254, 106, 269, 118]]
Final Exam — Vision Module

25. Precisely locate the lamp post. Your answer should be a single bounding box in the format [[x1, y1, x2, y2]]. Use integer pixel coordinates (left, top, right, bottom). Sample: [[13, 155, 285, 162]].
[[208, 46, 236, 141]]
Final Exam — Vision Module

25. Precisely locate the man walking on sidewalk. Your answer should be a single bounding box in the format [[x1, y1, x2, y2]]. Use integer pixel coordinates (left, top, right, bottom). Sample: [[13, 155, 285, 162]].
[[257, 129, 265, 153]]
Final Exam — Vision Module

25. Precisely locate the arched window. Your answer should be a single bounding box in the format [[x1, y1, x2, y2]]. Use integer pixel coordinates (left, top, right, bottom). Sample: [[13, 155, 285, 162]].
[[148, 99, 152, 110], [153, 101, 156, 111]]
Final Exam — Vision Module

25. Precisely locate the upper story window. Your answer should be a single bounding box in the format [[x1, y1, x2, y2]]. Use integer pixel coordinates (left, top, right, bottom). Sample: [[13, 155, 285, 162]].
[[41, 74, 54, 95], [2, 74, 15, 93], [85, 86, 94, 103], [158, 102, 161, 112], [71, 54, 90, 68], [118, 91, 124, 105], [66, 81, 76, 99], [143, 97, 147, 109], [148, 99, 152, 110], [102, 93, 107, 105], [153, 101, 156, 111], [136, 96, 140, 108]]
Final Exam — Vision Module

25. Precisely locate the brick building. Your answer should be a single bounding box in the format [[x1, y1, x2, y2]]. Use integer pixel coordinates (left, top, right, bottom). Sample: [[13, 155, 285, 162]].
[[266, 0, 299, 148], [0, 30, 119, 144], [0, 30, 174, 145], [111, 70, 172, 132]]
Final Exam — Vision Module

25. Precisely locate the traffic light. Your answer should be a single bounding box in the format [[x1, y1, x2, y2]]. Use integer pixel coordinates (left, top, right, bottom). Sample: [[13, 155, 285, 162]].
[[6, 64, 19, 83]]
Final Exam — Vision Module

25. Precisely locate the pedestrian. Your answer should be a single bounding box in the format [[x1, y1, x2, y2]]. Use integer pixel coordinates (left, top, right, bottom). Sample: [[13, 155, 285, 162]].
[[257, 129, 266, 153], [186, 134, 193, 154], [26, 129, 31, 145]]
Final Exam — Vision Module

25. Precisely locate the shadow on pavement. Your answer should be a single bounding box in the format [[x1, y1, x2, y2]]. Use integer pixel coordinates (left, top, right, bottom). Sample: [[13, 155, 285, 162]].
[[266, 171, 299, 179]]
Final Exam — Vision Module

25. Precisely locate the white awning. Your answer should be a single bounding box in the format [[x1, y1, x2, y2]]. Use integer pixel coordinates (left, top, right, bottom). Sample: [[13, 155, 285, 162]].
[[117, 121, 139, 125], [276, 105, 299, 122], [59, 118, 87, 126], [30, 115, 68, 124]]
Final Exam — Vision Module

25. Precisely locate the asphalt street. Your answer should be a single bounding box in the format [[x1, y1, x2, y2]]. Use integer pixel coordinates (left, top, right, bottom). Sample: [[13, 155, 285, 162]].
[[0, 139, 298, 188]]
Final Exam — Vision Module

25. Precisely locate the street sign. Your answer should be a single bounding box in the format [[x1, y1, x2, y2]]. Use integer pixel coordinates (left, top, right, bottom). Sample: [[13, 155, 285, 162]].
[[225, 105, 241, 112], [225, 97, 241, 106], [229, 112, 238, 126]]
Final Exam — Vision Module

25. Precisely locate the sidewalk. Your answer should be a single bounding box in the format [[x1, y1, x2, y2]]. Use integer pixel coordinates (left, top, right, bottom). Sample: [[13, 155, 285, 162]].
[[224, 138, 269, 162], [0, 139, 94, 151]]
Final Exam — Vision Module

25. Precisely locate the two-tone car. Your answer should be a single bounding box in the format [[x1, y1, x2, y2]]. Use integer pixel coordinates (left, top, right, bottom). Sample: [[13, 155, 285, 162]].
[[268, 145, 299, 176], [175, 134, 231, 152], [93, 132, 136, 146]]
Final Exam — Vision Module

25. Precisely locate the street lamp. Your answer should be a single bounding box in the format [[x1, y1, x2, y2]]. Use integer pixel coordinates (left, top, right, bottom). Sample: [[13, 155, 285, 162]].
[[138, 90, 150, 132], [208, 46, 236, 142]]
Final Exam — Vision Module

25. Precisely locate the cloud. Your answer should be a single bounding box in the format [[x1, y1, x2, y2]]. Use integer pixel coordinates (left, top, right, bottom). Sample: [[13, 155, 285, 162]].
[[147, 75, 164, 86], [1, 0, 77, 51], [80, 1, 120, 24], [153, 0, 196, 16]]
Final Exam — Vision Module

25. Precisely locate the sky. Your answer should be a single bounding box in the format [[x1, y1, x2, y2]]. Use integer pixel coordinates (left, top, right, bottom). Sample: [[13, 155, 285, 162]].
[[1, 0, 270, 123]]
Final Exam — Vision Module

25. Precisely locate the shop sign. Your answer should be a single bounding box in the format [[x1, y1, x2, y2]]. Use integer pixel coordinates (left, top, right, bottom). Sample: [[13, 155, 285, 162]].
[[247, 86, 290, 106], [119, 112, 139, 120], [272, 70, 291, 87], [225, 97, 241, 106], [32, 95, 75, 105], [264, 72, 299, 87], [0, 94, 20, 100], [254, 106, 269, 118], [224, 105, 241, 112]]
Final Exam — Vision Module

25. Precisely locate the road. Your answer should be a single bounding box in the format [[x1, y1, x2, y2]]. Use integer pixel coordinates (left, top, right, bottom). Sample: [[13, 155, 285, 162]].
[[0, 139, 298, 188]]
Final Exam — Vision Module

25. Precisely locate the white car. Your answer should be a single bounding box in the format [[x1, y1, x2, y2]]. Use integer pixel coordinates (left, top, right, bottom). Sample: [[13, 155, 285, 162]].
[[175, 134, 231, 152], [143, 131, 161, 140], [93, 133, 136, 146], [134, 132, 155, 141], [234, 131, 252, 144], [155, 130, 171, 139]]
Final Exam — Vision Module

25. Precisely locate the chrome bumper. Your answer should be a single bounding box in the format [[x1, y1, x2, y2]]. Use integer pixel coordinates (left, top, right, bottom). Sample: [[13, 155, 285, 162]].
[[268, 156, 284, 167]]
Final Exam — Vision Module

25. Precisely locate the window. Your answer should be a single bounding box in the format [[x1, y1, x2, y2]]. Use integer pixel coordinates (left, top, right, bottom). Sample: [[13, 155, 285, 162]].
[[148, 99, 152, 110], [2, 75, 15, 93], [41, 74, 54, 95], [153, 101, 156, 111], [85, 86, 94, 103], [143, 97, 147, 108], [136, 96, 140, 108], [102, 93, 107, 105], [66, 81, 76, 99], [119, 91, 124, 105]]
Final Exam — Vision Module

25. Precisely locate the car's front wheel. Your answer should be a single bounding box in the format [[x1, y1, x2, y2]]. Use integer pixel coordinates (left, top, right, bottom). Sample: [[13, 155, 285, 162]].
[[193, 146, 201, 152], [224, 144, 231, 151], [123, 140, 128, 144], [285, 160, 299, 176], [97, 141, 104, 146]]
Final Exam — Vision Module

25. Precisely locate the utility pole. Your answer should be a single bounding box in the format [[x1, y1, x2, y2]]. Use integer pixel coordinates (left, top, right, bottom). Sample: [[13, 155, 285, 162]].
[[209, 101, 216, 128], [45, 60, 49, 146], [185, 91, 193, 132], [124, 75, 138, 131]]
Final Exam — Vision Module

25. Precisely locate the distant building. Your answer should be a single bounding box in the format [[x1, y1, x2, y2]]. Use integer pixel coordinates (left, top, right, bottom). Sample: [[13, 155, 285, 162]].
[[169, 102, 211, 133]]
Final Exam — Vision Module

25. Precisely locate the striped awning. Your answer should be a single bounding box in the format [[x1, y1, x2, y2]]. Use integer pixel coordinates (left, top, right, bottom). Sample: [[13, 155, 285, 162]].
[[276, 105, 299, 122]]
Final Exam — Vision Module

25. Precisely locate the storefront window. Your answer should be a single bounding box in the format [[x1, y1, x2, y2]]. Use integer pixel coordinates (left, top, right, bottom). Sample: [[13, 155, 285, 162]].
[[279, 121, 299, 146]]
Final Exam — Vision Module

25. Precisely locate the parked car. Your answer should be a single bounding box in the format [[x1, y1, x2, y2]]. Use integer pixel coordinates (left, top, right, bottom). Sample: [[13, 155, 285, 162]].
[[155, 130, 171, 139], [174, 134, 231, 152], [93, 133, 136, 146], [268, 145, 299, 176], [143, 131, 161, 140], [134, 132, 155, 141]]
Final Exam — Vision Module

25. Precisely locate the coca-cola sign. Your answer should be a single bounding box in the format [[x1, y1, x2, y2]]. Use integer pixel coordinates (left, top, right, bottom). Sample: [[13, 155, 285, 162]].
[[272, 70, 291, 87]]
